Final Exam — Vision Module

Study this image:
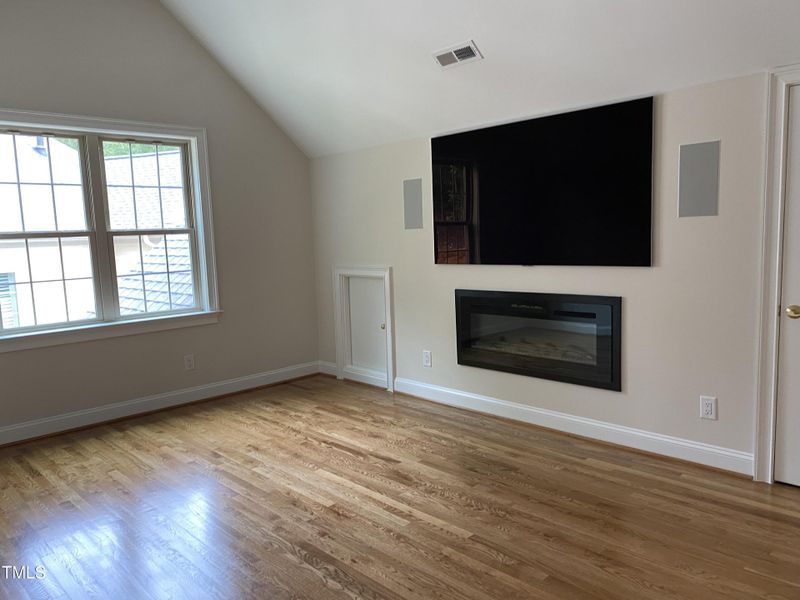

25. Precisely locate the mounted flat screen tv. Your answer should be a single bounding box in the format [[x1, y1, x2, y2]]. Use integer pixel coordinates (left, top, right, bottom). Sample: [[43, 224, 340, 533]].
[[431, 97, 653, 266]]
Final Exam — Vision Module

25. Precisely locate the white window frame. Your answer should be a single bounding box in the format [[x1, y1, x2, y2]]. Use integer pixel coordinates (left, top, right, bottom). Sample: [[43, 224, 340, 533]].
[[0, 108, 220, 353]]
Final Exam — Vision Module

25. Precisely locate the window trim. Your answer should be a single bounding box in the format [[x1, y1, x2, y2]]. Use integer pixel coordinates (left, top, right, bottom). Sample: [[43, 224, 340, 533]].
[[0, 108, 220, 351], [97, 136, 200, 319]]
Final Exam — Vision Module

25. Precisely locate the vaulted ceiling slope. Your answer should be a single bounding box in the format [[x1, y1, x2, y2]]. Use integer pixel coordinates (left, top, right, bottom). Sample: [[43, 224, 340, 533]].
[[160, 0, 800, 157]]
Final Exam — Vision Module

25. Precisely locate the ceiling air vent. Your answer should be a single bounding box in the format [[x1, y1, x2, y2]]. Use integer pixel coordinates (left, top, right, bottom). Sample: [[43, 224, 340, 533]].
[[434, 40, 483, 69]]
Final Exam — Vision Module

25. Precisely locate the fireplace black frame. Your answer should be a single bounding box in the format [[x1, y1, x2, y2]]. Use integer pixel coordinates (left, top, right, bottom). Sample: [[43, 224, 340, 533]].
[[455, 289, 622, 391]]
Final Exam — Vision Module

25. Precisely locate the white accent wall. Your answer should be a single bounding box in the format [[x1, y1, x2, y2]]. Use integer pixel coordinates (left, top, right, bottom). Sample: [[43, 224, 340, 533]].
[[312, 74, 767, 464], [0, 0, 317, 426]]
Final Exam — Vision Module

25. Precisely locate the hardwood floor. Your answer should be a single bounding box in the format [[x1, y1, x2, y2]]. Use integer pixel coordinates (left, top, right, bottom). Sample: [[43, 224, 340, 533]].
[[1, 375, 799, 599]]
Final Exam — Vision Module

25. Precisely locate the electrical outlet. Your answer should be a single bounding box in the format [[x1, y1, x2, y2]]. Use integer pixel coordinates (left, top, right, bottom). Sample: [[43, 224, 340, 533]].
[[183, 354, 196, 371], [422, 350, 432, 368], [700, 395, 717, 420]]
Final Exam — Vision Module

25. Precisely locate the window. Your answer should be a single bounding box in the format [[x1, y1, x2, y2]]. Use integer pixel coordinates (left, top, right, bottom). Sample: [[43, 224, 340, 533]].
[[433, 161, 473, 264], [102, 139, 196, 316], [0, 111, 218, 349]]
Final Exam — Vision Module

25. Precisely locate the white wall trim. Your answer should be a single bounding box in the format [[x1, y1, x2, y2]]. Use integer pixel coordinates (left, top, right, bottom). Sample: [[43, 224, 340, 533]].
[[318, 360, 337, 376], [754, 65, 800, 482], [395, 378, 753, 475], [319, 359, 386, 388], [3, 361, 754, 475], [0, 361, 320, 446], [0, 106, 213, 139], [343, 365, 389, 388], [0, 311, 222, 354], [333, 266, 395, 391]]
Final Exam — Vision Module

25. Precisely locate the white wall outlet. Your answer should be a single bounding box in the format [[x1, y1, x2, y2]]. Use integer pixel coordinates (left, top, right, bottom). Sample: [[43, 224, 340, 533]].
[[422, 350, 432, 368], [183, 354, 196, 371], [700, 395, 717, 420]]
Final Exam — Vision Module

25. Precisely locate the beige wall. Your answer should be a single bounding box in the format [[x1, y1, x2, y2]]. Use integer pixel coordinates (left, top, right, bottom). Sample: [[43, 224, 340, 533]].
[[0, 0, 317, 424], [0, 0, 769, 458], [312, 74, 767, 453]]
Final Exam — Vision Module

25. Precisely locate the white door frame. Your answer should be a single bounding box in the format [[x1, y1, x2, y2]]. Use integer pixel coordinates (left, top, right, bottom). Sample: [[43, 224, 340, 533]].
[[755, 65, 800, 482], [333, 266, 395, 392]]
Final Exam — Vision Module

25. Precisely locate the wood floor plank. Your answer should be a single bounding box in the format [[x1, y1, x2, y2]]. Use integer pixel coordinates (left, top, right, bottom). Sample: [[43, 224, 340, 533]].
[[1, 375, 799, 599]]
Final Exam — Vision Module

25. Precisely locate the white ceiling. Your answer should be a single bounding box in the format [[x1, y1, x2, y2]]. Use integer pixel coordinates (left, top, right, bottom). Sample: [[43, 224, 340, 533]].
[[160, 0, 800, 157]]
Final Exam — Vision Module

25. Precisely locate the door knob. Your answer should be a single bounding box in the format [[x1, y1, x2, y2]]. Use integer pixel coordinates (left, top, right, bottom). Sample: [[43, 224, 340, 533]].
[[380, 323, 386, 330], [786, 305, 800, 319]]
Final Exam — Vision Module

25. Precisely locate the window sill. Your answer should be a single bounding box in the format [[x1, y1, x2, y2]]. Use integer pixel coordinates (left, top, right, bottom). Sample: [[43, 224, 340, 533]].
[[0, 311, 222, 354]]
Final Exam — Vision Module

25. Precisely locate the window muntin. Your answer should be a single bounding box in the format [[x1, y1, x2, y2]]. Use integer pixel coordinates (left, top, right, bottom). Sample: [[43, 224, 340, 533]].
[[0, 134, 87, 232], [100, 139, 197, 317], [102, 141, 188, 231], [0, 127, 205, 337], [113, 233, 195, 315], [0, 132, 98, 332]]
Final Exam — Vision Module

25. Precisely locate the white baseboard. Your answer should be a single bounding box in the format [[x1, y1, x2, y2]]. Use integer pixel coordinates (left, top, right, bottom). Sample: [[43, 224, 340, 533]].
[[1, 361, 754, 476], [318, 360, 337, 376], [318, 360, 388, 389], [344, 365, 388, 389], [0, 361, 321, 446], [394, 378, 754, 475]]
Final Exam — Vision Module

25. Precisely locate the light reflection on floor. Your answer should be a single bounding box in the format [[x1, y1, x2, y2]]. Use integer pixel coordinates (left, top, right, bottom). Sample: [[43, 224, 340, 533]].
[[2, 476, 226, 599]]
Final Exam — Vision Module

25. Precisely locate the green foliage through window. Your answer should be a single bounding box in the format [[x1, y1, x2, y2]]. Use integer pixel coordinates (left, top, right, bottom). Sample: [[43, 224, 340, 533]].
[[58, 138, 157, 157]]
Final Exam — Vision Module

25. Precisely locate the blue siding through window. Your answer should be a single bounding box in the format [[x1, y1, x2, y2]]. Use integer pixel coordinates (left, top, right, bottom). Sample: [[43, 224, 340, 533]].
[[0, 273, 19, 329]]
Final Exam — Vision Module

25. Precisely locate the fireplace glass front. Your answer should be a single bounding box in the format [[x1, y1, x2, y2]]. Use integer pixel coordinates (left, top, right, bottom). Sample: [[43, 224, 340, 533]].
[[455, 290, 621, 390]]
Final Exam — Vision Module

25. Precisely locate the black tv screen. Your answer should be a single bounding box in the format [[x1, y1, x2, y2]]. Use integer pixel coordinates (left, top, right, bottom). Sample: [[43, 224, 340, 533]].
[[431, 97, 653, 266]]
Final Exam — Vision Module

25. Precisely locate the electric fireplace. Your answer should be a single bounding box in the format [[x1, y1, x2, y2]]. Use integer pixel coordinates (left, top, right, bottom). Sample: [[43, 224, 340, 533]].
[[455, 290, 621, 391]]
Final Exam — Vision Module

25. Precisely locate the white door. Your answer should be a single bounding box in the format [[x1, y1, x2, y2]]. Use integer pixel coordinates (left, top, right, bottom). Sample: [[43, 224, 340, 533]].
[[776, 85, 800, 486], [346, 276, 387, 382]]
